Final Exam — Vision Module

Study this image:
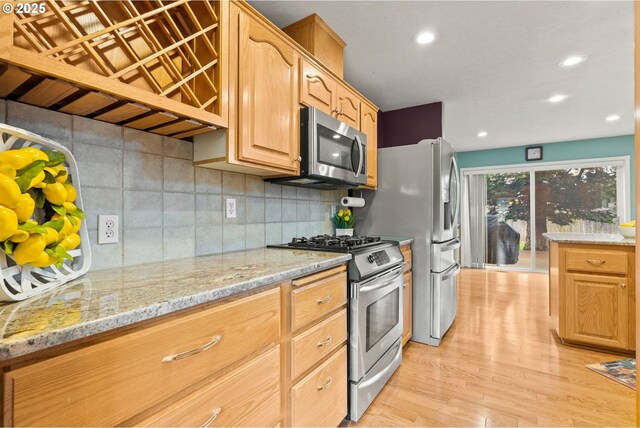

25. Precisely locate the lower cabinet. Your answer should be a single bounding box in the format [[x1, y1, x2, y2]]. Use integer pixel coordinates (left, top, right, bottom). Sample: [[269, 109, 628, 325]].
[[286, 265, 349, 427], [401, 243, 413, 346], [139, 346, 281, 427], [565, 272, 629, 350], [291, 347, 348, 427], [4, 288, 281, 427], [2, 264, 349, 427], [549, 242, 635, 352]]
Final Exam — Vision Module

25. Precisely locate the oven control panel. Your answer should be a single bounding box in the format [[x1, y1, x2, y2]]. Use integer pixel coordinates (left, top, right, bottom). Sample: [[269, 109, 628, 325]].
[[367, 250, 390, 266]]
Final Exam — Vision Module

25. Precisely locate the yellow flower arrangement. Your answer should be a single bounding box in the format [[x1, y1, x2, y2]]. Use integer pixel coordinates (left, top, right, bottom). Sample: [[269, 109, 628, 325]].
[[333, 208, 355, 228]]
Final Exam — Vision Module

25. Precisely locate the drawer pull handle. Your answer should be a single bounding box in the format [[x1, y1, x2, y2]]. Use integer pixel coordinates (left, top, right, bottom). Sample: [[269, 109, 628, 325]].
[[162, 335, 223, 363], [586, 259, 606, 265], [317, 336, 333, 347], [317, 376, 333, 391], [621, 283, 627, 289], [200, 407, 222, 428], [317, 295, 333, 305]]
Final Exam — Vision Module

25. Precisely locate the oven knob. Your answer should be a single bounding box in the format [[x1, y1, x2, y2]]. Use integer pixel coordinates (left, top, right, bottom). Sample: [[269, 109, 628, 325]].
[[367, 255, 375, 263]]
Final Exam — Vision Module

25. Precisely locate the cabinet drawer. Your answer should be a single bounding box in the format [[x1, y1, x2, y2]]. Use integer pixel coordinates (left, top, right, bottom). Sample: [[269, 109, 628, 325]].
[[401, 246, 412, 272], [291, 346, 347, 427], [139, 346, 281, 427], [5, 288, 281, 427], [292, 309, 347, 379], [291, 270, 347, 331], [565, 249, 627, 274]]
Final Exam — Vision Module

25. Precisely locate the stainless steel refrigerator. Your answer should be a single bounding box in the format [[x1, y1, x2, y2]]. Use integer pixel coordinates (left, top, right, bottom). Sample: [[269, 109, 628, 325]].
[[359, 138, 461, 346]]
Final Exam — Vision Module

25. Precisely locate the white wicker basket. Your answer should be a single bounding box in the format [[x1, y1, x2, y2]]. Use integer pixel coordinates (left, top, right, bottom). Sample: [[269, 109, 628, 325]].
[[0, 124, 91, 302]]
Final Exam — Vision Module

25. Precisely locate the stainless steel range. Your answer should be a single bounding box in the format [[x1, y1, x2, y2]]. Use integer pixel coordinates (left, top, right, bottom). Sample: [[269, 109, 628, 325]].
[[269, 235, 404, 421]]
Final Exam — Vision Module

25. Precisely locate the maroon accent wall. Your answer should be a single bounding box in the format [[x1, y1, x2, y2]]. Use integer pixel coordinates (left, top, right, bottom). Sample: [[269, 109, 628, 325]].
[[378, 101, 443, 148]]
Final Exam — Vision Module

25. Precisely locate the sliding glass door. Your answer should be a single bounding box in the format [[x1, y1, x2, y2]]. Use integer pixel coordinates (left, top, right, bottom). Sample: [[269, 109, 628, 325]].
[[461, 158, 629, 273], [533, 166, 618, 271], [484, 172, 531, 270]]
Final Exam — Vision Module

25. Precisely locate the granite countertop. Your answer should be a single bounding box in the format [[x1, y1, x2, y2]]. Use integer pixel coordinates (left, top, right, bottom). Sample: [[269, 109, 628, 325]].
[[0, 248, 351, 361], [543, 232, 636, 246], [381, 236, 415, 246]]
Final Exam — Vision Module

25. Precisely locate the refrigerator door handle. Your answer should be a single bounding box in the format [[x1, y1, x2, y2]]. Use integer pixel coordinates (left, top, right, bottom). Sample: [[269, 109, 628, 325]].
[[437, 238, 461, 253], [451, 156, 461, 228], [440, 263, 461, 281]]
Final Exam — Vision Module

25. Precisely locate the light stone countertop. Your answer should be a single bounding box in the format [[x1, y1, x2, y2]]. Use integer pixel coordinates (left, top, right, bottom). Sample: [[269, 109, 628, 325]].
[[543, 232, 636, 247], [0, 248, 351, 361], [380, 236, 415, 247]]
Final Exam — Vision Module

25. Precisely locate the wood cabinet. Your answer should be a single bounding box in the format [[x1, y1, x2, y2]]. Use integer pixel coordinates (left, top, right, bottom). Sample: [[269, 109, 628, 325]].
[[0, 1, 228, 138], [138, 346, 281, 427], [236, 8, 300, 173], [400, 243, 413, 346], [282, 265, 348, 427], [300, 59, 339, 117], [549, 242, 635, 352], [334, 85, 360, 129], [194, 3, 301, 176], [2, 261, 351, 427], [3, 287, 281, 427], [291, 347, 348, 427], [360, 103, 378, 189]]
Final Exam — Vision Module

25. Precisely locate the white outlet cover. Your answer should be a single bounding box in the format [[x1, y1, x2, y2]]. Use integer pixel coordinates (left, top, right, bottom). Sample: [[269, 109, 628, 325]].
[[98, 215, 119, 244], [226, 198, 237, 219]]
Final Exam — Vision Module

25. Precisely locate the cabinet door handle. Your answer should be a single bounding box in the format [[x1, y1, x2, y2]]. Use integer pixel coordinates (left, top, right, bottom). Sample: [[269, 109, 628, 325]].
[[293, 156, 302, 162], [621, 283, 627, 289], [317, 295, 333, 304], [317, 335, 333, 347], [162, 335, 222, 363], [586, 259, 606, 265], [317, 376, 333, 391], [200, 407, 222, 428]]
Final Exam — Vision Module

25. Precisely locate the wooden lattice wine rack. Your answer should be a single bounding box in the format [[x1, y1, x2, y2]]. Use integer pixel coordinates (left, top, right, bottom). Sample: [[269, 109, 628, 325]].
[[0, 0, 228, 139]]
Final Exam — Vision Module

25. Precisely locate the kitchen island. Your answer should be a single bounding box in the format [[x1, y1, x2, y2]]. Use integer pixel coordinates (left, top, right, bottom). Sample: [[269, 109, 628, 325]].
[[544, 233, 635, 353]]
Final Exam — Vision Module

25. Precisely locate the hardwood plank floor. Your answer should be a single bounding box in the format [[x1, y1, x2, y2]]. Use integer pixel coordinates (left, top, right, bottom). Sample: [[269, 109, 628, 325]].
[[349, 269, 635, 427]]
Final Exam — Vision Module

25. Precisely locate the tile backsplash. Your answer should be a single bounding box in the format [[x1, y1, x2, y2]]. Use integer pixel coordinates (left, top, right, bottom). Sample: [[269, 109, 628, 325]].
[[0, 101, 344, 270]]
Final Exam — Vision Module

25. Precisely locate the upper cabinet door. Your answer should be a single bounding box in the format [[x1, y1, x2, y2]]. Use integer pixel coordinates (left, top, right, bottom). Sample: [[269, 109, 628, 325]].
[[335, 85, 360, 129], [237, 10, 300, 173], [300, 59, 338, 117], [360, 103, 378, 188]]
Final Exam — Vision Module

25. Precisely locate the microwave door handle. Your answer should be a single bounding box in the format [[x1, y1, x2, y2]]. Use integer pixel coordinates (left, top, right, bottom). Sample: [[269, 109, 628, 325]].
[[350, 137, 358, 174], [354, 135, 364, 178]]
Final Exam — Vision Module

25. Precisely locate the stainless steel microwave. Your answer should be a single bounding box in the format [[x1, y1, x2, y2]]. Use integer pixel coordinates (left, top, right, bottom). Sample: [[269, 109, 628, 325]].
[[268, 107, 367, 189]]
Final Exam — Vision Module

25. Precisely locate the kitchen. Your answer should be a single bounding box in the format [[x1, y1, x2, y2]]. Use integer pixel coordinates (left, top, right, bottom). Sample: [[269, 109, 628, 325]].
[[0, 0, 636, 427]]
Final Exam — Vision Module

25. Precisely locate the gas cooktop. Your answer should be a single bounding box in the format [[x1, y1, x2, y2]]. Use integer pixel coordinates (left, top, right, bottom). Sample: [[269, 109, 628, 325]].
[[268, 234, 394, 253]]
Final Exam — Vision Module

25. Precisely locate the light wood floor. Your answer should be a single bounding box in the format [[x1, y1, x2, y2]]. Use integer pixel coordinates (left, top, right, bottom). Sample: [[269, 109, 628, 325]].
[[351, 269, 635, 427]]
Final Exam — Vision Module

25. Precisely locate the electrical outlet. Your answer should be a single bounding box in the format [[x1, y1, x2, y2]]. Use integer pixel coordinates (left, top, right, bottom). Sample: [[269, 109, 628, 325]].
[[330, 204, 337, 217], [226, 198, 237, 219], [98, 215, 119, 244]]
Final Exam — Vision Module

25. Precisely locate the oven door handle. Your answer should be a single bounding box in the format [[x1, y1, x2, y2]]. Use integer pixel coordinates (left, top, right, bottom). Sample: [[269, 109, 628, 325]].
[[360, 267, 403, 293], [359, 341, 402, 388]]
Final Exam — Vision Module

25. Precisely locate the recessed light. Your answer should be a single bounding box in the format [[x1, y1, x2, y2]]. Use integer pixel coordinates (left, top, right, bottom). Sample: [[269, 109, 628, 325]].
[[415, 31, 436, 45], [548, 94, 567, 103], [332, 134, 341, 139], [605, 114, 620, 122], [477, 131, 488, 138], [559, 55, 587, 67]]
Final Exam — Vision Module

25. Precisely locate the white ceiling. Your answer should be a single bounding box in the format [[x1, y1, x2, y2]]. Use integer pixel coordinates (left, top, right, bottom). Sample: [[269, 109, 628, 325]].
[[249, 0, 634, 152]]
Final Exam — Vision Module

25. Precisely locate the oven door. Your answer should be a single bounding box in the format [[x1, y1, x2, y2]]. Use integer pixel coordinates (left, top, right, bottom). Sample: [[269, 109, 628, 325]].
[[349, 265, 404, 381], [308, 107, 367, 185]]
